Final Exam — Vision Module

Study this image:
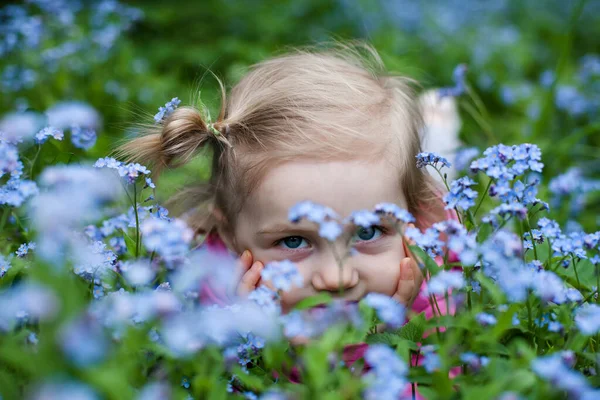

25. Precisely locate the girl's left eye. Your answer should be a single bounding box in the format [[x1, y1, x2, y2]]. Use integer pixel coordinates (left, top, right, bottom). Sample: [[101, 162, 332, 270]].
[[352, 226, 384, 243], [276, 236, 309, 250]]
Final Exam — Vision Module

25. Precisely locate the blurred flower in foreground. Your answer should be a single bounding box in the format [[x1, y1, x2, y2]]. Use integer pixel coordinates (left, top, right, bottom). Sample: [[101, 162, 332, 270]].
[[261, 260, 303, 292], [363, 293, 405, 328], [0, 282, 59, 332], [363, 344, 408, 400], [46, 101, 101, 150], [136, 382, 171, 400], [28, 165, 123, 264], [532, 352, 597, 399], [59, 315, 109, 367], [28, 380, 100, 400], [574, 304, 600, 335], [141, 217, 193, 268], [0, 111, 45, 143]]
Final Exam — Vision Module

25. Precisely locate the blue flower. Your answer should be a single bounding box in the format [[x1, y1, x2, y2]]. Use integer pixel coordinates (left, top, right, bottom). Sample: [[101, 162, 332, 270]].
[[416, 152, 451, 169], [489, 203, 528, 220], [421, 345, 441, 373], [0, 177, 39, 207], [537, 217, 561, 239], [444, 176, 478, 210], [15, 241, 36, 257], [117, 162, 151, 184], [154, 97, 181, 124], [374, 203, 415, 224], [460, 352, 489, 372], [288, 200, 338, 224], [470, 143, 543, 179], [347, 210, 380, 228], [248, 287, 280, 314], [363, 293, 405, 329], [454, 147, 479, 171], [236, 332, 265, 366], [319, 220, 343, 241], [0, 255, 11, 278], [476, 312, 497, 326], [141, 217, 193, 268], [405, 226, 444, 258], [574, 304, 600, 335], [532, 352, 593, 398], [46, 101, 101, 131], [363, 344, 408, 400], [30, 381, 100, 400], [0, 141, 23, 179], [70, 125, 97, 149], [424, 271, 465, 296], [59, 315, 108, 367], [121, 260, 155, 287], [261, 260, 303, 292], [439, 64, 468, 97], [35, 126, 64, 144], [94, 157, 151, 184]]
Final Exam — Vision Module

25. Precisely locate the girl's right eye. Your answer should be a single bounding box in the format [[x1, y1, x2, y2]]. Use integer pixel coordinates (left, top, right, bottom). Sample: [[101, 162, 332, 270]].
[[276, 236, 309, 250]]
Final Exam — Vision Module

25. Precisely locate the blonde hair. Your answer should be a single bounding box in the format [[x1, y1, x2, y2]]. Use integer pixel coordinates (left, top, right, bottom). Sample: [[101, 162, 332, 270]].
[[119, 42, 445, 238]]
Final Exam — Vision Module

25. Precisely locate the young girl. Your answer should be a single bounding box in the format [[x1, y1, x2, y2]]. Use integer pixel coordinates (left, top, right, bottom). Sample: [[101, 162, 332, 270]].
[[120, 43, 452, 319]]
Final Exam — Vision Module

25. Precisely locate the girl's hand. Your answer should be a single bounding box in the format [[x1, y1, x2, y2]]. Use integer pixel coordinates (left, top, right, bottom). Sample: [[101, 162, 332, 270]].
[[236, 250, 264, 297], [392, 239, 424, 309]]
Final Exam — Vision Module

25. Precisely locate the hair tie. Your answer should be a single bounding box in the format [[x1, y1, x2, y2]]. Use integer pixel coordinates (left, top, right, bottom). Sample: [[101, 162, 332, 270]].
[[207, 122, 221, 137]]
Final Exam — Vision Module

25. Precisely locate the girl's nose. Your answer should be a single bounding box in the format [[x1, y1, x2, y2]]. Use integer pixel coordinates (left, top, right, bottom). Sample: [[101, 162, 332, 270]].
[[311, 256, 359, 292]]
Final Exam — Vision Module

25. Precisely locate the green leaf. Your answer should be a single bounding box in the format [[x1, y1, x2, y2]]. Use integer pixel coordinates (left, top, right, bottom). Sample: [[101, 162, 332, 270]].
[[365, 332, 400, 346], [123, 232, 137, 258], [408, 245, 441, 276], [231, 366, 265, 391], [394, 312, 426, 342], [294, 293, 332, 310]]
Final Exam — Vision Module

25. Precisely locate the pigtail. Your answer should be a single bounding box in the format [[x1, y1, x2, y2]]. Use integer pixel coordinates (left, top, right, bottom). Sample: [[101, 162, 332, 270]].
[[118, 105, 232, 176], [116, 78, 234, 236]]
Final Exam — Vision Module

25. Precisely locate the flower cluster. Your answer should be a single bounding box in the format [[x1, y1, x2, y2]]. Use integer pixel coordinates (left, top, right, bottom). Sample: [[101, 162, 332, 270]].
[[363, 345, 408, 400], [95, 157, 151, 184], [261, 260, 304, 292], [140, 217, 194, 268], [363, 293, 405, 328], [416, 152, 452, 170], [154, 97, 181, 123], [444, 176, 478, 210]]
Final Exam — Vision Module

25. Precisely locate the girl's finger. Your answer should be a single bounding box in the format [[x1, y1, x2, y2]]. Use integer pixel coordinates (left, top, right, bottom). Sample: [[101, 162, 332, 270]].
[[240, 250, 253, 272], [238, 261, 264, 295], [393, 258, 415, 305], [409, 259, 424, 305]]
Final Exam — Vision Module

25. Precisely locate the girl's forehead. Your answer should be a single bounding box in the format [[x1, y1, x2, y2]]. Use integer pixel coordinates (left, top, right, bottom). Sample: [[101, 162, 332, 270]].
[[243, 159, 406, 221]]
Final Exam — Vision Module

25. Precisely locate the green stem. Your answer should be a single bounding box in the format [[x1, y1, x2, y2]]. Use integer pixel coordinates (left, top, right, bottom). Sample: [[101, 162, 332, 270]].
[[572, 257, 581, 288], [526, 296, 534, 332], [459, 100, 496, 143], [0, 207, 9, 233], [596, 264, 600, 304], [473, 179, 493, 218], [133, 184, 140, 258], [526, 218, 539, 261], [29, 145, 42, 178], [465, 83, 491, 121]]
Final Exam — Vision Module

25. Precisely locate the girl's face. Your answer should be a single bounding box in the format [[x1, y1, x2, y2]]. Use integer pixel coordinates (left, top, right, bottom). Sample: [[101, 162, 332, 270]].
[[233, 158, 409, 313]]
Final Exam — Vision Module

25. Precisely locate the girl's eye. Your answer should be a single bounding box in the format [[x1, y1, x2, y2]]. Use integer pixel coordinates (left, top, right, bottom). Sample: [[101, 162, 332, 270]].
[[352, 226, 384, 243], [277, 236, 309, 250]]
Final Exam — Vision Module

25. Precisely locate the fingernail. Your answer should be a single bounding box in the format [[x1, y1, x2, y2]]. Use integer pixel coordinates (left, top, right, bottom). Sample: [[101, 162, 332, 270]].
[[241, 250, 249, 260]]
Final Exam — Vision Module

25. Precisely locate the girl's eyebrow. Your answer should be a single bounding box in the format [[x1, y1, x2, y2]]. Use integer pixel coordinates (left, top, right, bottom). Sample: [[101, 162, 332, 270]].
[[256, 224, 317, 235]]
